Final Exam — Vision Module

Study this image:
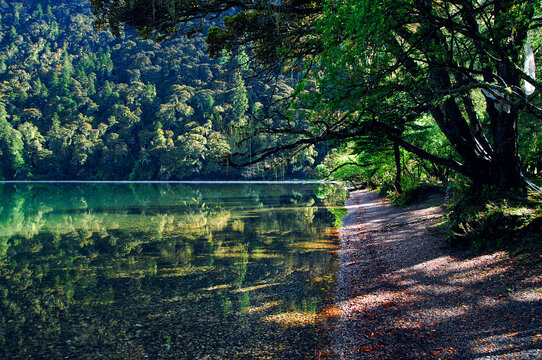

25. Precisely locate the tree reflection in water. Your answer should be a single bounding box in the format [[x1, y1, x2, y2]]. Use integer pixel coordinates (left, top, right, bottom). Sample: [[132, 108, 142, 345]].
[[0, 183, 347, 359]]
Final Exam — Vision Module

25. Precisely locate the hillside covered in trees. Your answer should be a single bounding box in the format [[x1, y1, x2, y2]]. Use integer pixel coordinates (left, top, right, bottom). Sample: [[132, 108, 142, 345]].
[[1, 0, 542, 200], [0, 0, 318, 180], [89, 0, 542, 194]]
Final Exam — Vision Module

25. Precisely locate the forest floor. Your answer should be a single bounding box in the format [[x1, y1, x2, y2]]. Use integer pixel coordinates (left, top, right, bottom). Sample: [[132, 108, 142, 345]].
[[330, 190, 542, 359]]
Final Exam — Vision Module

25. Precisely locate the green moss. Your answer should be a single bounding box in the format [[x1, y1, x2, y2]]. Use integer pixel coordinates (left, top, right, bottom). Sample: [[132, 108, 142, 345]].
[[383, 183, 443, 206], [447, 189, 541, 251]]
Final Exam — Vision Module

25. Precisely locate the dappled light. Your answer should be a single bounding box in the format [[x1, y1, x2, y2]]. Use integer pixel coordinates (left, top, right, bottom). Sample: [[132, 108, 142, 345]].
[[334, 190, 542, 359], [264, 312, 317, 328]]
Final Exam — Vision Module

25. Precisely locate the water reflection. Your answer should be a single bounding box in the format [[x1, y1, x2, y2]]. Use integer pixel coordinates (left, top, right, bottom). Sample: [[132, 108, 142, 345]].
[[0, 183, 347, 359]]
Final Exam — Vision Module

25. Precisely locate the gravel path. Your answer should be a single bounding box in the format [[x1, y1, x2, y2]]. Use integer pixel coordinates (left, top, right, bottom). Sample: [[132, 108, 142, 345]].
[[332, 190, 542, 359]]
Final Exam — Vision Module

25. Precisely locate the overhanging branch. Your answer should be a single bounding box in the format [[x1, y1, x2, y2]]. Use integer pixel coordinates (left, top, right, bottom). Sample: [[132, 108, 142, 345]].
[[327, 162, 375, 176], [372, 121, 466, 175]]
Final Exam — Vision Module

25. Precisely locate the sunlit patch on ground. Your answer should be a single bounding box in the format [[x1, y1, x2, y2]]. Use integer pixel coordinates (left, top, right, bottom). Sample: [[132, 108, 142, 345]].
[[334, 190, 542, 359]]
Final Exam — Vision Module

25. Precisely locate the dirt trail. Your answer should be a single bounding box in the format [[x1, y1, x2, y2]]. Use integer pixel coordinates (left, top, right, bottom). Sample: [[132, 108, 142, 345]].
[[332, 190, 542, 359]]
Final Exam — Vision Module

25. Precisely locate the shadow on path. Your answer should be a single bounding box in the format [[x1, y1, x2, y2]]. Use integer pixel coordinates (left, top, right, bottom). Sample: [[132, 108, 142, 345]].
[[333, 190, 542, 359]]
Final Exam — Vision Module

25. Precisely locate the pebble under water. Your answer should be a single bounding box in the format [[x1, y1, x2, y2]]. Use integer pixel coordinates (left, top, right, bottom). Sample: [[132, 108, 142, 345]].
[[0, 182, 347, 359]]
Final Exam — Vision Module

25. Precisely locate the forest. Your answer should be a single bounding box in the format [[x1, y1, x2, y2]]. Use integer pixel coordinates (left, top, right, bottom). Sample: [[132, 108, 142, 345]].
[[0, 0, 318, 180], [1, 2, 541, 358], [1, 0, 542, 245], [88, 0, 542, 193], [1, 0, 540, 191]]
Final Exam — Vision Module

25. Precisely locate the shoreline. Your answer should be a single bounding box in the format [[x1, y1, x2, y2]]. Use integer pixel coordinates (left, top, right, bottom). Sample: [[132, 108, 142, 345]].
[[0, 180, 338, 184], [331, 189, 542, 359]]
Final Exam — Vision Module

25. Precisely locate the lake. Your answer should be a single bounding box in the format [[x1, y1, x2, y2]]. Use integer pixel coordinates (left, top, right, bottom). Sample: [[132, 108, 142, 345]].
[[0, 182, 347, 359]]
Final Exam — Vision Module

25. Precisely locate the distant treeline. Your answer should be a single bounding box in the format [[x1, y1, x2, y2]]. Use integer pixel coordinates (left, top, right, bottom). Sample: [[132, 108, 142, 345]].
[[0, 0, 320, 180]]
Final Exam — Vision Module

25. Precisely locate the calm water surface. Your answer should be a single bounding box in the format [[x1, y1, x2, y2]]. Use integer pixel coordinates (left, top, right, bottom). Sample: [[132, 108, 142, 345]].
[[0, 183, 347, 359]]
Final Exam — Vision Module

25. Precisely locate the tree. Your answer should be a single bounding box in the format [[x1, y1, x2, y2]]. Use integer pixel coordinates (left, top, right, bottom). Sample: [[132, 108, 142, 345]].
[[313, 0, 542, 192], [91, 0, 322, 70], [231, 72, 248, 121], [0, 103, 25, 179], [34, 4, 44, 19], [92, 0, 542, 193], [18, 121, 53, 175]]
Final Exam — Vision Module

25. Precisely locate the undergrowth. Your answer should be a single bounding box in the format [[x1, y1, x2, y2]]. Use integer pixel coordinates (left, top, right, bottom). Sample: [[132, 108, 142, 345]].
[[381, 182, 541, 259], [381, 182, 444, 206], [447, 188, 542, 254]]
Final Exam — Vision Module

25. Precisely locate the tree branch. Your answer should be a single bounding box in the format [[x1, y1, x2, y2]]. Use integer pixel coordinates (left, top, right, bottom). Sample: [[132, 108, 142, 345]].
[[327, 162, 375, 176]]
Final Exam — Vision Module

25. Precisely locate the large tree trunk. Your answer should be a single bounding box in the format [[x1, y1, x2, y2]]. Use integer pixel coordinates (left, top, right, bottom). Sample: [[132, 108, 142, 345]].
[[429, 64, 523, 192], [428, 71, 494, 188], [436, 96, 523, 192], [483, 0, 529, 192], [485, 87, 523, 191], [393, 142, 402, 194], [420, 0, 527, 194]]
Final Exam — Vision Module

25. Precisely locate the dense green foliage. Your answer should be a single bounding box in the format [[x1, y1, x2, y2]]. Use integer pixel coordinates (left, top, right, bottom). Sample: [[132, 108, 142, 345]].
[[1, 0, 541, 199], [312, 0, 542, 192], [0, 0, 318, 180], [91, 0, 542, 195], [448, 188, 542, 250]]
